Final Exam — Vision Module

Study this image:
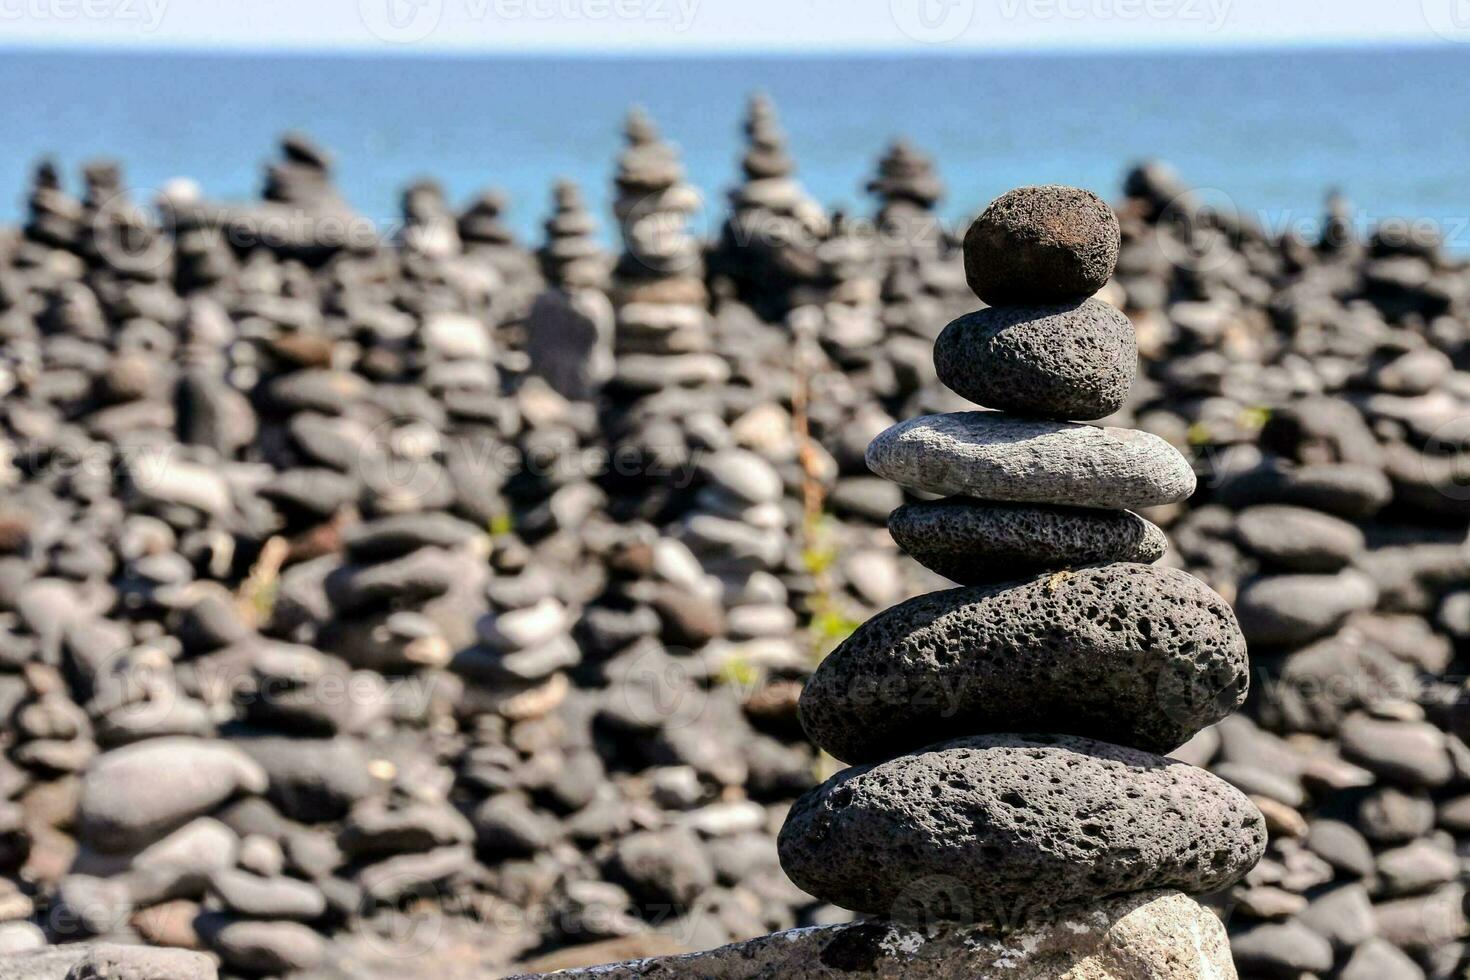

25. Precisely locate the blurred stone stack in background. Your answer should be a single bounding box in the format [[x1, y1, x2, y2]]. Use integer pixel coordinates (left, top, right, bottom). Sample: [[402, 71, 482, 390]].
[[708, 94, 828, 323], [524, 180, 614, 403]]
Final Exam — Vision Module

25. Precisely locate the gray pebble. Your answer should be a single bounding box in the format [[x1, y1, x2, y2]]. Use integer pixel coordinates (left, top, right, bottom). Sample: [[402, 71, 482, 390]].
[[78, 738, 267, 853], [1234, 571, 1378, 646], [866, 412, 1195, 510], [199, 915, 325, 975], [210, 868, 326, 920], [1230, 920, 1334, 977], [1234, 504, 1365, 572]]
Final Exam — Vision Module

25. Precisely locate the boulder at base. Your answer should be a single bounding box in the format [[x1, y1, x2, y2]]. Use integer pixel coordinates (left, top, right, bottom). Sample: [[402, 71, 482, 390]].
[[514, 890, 1236, 979]]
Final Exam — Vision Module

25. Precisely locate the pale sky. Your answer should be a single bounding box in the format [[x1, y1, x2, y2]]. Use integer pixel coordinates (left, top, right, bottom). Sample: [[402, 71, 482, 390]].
[[0, 0, 1462, 52]]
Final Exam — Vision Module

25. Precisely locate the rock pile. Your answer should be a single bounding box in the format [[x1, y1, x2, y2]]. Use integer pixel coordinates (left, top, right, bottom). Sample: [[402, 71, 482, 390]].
[[608, 108, 719, 390], [525, 181, 614, 402], [775, 186, 1265, 970], [709, 94, 827, 322]]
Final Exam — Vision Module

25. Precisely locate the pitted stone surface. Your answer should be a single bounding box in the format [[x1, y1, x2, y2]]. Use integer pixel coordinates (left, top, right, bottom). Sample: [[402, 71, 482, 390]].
[[866, 412, 1195, 510], [964, 185, 1121, 305], [776, 734, 1266, 921], [799, 563, 1247, 762], [518, 890, 1238, 979], [5, 944, 217, 980], [888, 498, 1167, 585], [934, 300, 1136, 420]]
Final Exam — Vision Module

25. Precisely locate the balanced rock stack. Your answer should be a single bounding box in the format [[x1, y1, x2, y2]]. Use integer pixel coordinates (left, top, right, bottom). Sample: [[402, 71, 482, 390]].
[[525, 180, 615, 402], [608, 108, 724, 393], [770, 187, 1268, 974], [710, 93, 827, 321]]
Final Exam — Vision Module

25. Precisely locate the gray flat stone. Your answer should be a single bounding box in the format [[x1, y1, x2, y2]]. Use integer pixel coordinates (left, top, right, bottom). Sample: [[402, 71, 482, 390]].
[[777, 734, 1265, 922], [78, 738, 267, 853], [866, 412, 1195, 510], [1234, 571, 1379, 646], [888, 498, 1167, 585]]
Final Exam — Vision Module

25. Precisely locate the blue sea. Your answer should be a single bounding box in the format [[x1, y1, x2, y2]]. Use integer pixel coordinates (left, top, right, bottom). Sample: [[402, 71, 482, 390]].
[[4, 45, 1470, 246]]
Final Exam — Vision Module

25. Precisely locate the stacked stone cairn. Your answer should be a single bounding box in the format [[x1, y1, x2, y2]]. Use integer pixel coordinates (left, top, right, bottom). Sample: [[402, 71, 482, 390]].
[[604, 109, 727, 520], [608, 108, 723, 395], [775, 186, 1268, 970], [458, 186, 543, 322], [709, 93, 828, 322], [525, 180, 615, 402]]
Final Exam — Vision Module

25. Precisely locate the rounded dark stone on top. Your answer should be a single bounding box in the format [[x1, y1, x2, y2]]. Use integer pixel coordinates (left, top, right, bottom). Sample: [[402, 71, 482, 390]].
[[964, 185, 1121, 305], [933, 300, 1136, 420], [777, 733, 1266, 922], [798, 563, 1248, 764], [888, 498, 1167, 585]]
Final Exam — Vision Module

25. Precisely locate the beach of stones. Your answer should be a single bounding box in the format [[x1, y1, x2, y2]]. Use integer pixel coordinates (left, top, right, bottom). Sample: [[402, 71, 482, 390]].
[[0, 93, 1465, 980]]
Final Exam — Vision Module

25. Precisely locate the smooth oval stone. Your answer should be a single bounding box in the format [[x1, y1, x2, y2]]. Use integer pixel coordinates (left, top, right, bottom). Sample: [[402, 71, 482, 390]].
[[888, 498, 1167, 585], [1234, 504, 1365, 572], [1234, 571, 1378, 646], [934, 300, 1136, 420], [777, 734, 1266, 922], [963, 185, 1121, 305], [1214, 461, 1392, 518], [867, 411, 1196, 512], [78, 738, 268, 853], [799, 563, 1247, 762]]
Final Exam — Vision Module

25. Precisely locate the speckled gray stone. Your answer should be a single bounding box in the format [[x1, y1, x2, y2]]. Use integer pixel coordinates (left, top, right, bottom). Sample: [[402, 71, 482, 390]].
[[866, 412, 1195, 510], [963, 185, 1121, 305], [888, 499, 1167, 585], [799, 563, 1247, 762], [6, 944, 218, 980], [777, 734, 1265, 921], [934, 300, 1136, 420]]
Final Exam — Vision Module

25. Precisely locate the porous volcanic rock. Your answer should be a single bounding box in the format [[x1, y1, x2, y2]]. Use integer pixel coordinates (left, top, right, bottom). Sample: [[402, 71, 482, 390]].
[[963, 185, 1121, 305], [519, 890, 1237, 979], [799, 563, 1247, 762], [776, 734, 1265, 921], [934, 300, 1136, 420], [888, 498, 1167, 585]]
